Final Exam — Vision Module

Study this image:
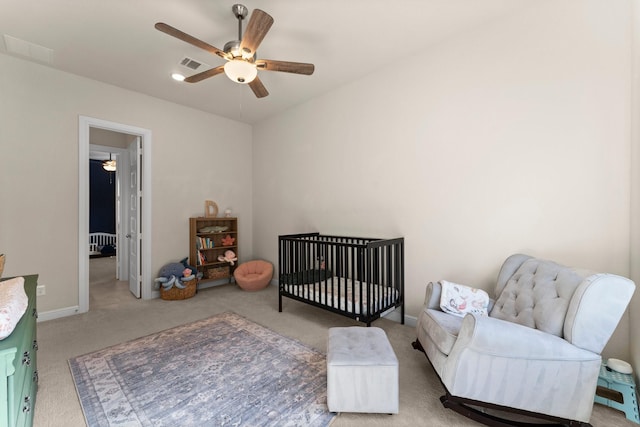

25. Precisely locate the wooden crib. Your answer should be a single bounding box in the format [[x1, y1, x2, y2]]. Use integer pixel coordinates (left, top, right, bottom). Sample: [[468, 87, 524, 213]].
[[278, 233, 404, 326], [89, 232, 117, 257]]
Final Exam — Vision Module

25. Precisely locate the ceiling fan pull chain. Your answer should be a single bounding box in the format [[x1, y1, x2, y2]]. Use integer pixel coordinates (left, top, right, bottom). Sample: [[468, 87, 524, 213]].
[[238, 84, 244, 121]]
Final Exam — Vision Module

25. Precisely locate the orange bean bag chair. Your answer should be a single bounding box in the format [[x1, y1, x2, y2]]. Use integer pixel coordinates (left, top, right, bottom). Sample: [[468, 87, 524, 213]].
[[234, 260, 273, 291]]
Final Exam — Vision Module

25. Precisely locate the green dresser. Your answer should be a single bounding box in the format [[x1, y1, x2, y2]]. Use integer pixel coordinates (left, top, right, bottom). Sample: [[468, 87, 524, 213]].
[[0, 275, 38, 427]]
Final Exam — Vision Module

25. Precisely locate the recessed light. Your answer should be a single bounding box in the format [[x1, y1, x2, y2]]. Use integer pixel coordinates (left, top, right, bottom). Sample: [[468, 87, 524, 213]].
[[171, 73, 185, 82]]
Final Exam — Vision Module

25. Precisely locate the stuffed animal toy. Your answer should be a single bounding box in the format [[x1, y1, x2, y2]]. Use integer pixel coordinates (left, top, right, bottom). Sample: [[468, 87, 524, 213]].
[[221, 234, 235, 246], [154, 257, 202, 291], [218, 250, 238, 266]]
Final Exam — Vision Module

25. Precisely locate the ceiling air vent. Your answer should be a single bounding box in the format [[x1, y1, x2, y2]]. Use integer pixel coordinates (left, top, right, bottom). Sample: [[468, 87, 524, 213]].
[[179, 56, 208, 71], [3, 34, 54, 64]]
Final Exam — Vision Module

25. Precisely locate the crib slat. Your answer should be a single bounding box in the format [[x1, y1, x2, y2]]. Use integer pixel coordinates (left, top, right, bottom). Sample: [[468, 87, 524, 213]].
[[89, 232, 116, 254]]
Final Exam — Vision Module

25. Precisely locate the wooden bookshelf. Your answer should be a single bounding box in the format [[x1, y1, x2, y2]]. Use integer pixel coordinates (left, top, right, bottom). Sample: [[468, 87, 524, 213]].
[[189, 217, 238, 284]]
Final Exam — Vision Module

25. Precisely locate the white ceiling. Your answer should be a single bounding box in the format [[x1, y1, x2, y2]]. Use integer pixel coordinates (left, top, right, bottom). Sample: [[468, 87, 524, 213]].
[[1, 0, 530, 124]]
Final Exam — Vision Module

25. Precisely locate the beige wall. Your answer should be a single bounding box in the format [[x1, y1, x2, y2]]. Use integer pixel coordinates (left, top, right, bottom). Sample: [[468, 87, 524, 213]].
[[0, 53, 253, 313], [253, 0, 634, 358], [0, 0, 636, 364], [90, 127, 130, 149], [630, 0, 640, 384]]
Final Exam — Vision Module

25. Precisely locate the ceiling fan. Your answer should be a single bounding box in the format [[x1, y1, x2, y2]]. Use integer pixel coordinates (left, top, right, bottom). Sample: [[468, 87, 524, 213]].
[[155, 4, 315, 98]]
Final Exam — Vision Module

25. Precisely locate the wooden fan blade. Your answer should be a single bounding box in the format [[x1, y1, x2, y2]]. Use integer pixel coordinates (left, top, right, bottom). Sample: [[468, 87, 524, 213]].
[[255, 59, 315, 75], [155, 22, 229, 60], [184, 65, 226, 83], [249, 77, 269, 98], [239, 9, 274, 56]]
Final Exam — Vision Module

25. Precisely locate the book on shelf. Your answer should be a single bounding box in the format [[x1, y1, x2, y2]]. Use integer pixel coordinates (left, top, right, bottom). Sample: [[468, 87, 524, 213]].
[[197, 251, 207, 266], [196, 236, 215, 249]]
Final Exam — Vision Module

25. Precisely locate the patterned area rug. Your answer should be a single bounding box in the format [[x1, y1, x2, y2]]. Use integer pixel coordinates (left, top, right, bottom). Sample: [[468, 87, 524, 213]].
[[69, 312, 335, 426]]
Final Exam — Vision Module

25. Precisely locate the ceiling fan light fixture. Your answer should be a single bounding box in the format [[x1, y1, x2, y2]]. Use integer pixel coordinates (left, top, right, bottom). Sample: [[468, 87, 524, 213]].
[[241, 47, 253, 60], [103, 153, 117, 172], [224, 59, 257, 84], [171, 73, 185, 81]]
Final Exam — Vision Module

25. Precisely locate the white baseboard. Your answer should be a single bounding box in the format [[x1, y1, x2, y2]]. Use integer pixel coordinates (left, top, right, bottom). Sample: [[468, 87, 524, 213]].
[[37, 305, 83, 322], [382, 308, 417, 327], [40, 280, 415, 327], [198, 279, 235, 290], [404, 314, 417, 328]]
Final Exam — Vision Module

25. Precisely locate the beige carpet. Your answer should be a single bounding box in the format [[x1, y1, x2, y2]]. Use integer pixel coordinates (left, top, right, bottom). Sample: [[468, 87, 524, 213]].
[[33, 259, 637, 426]]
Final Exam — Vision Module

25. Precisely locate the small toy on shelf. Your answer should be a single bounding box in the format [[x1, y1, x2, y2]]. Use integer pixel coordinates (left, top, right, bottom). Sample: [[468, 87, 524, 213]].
[[221, 234, 236, 246], [218, 250, 238, 266], [198, 225, 228, 233]]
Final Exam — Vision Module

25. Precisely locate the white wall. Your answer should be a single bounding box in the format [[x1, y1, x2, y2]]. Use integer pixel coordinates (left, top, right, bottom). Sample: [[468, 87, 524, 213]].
[[253, 0, 633, 358], [0, 53, 253, 313], [0, 0, 634, 363], [630, 0, 640, 384]]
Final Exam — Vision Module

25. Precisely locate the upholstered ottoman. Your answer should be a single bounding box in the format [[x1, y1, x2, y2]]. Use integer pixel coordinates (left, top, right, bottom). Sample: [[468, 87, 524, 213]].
[[327, 326, 399, 414]]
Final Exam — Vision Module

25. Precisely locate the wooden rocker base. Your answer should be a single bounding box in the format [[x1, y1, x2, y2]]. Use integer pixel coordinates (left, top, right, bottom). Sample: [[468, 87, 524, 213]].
[[411, 340, 593, 427], [439, 392, 592, 427]]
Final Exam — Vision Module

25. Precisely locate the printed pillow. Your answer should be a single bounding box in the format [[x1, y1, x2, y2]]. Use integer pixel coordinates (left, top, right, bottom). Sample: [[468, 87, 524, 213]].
[[0, 277, 28, 339], [439, 280, 490, 317]]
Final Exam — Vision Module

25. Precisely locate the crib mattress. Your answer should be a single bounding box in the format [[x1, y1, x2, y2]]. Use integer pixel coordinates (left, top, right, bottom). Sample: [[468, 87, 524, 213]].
[[282, 276, 398, 315]]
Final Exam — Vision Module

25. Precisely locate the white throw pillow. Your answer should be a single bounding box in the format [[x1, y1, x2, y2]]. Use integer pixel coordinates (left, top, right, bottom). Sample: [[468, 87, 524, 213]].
[[0, 277, 28, 339], [439, 280, 489, 317]]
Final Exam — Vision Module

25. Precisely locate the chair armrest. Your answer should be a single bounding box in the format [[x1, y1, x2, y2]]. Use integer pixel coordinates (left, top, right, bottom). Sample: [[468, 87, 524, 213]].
[[441, 313, 601, 422], [564, 273, 635, 354], [424, 282, 442, 310], [451, 314, 598, 361]]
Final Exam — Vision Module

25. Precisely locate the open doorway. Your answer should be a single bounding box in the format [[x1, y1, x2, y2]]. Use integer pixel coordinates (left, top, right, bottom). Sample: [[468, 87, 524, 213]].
[[78, 116, 153, 314], [88, 145, 131, 308]]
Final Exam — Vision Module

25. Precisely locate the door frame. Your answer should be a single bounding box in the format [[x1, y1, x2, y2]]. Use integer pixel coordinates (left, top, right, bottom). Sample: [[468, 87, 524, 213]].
[[79, 116, 153, 312]]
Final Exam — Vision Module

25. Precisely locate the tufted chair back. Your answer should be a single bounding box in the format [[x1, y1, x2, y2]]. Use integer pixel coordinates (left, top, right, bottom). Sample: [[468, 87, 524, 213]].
[[489, 254, 634, 354]]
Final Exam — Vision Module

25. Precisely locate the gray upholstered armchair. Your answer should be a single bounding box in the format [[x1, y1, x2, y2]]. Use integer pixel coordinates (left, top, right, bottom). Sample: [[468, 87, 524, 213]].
[[413, 254, 635, 427]]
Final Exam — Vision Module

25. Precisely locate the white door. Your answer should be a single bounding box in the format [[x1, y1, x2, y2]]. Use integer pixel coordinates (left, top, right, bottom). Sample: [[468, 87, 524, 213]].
[[116, 152, 126, 281], [128, 137, 142, 298]]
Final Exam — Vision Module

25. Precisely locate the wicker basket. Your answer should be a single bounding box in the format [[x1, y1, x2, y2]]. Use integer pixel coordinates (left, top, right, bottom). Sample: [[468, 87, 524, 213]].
[[206, 267, 229, 280], [160, 279, 197, 301]]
